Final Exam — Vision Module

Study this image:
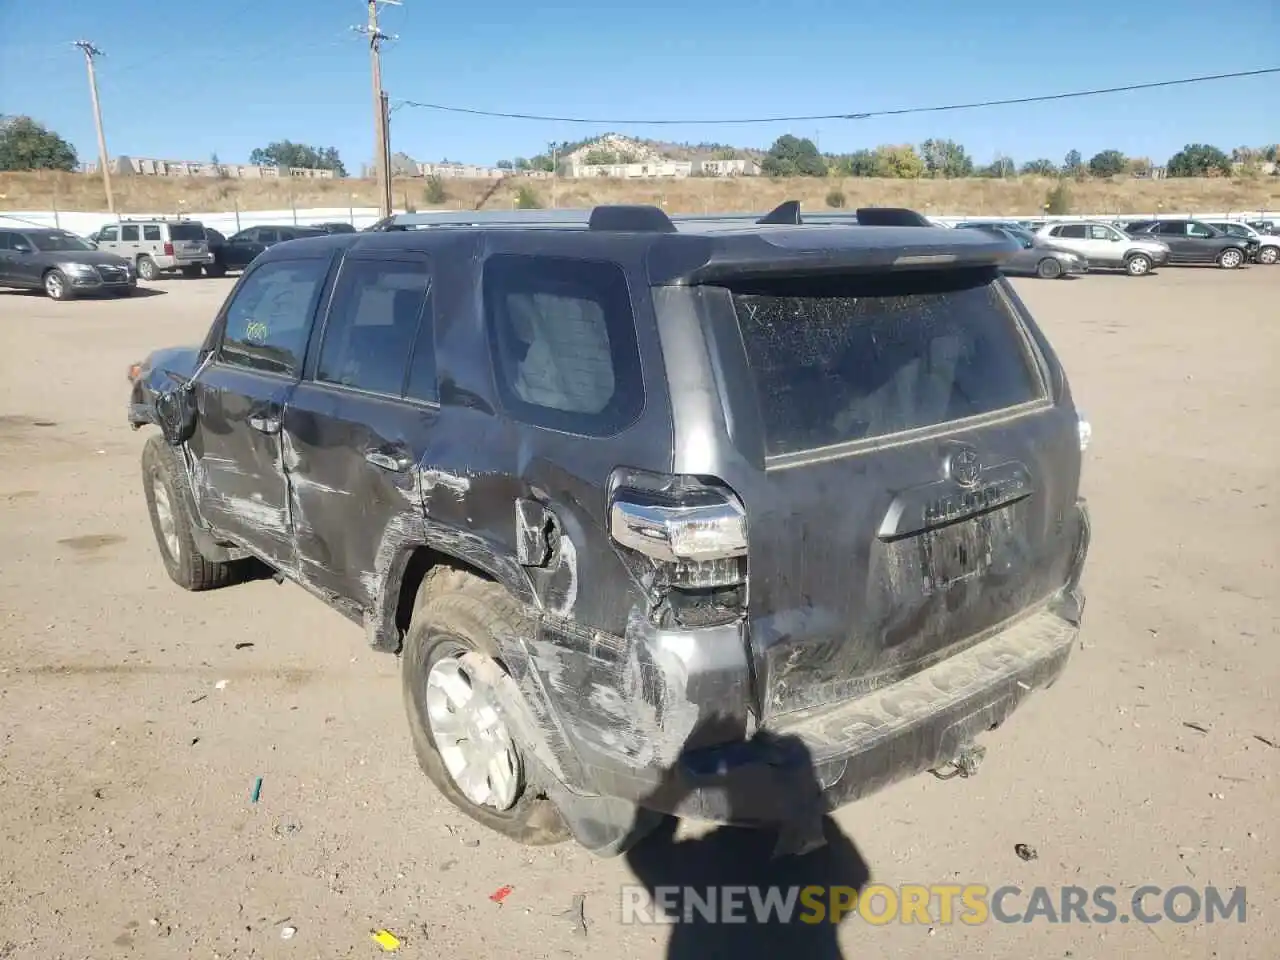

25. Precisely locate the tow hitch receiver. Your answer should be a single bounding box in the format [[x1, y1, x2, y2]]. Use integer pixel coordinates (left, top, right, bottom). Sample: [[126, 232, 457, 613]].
[[930, 742, 987, 781]]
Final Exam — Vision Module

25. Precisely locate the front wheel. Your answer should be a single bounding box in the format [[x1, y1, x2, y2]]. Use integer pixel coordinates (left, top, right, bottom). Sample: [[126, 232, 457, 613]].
[[1036, 257, 1063, 280], [43, 269, 73, 301], [136, 256, 160, 281], [1257, 246, 1278, 265], [1124, 253, 1152, 277], [141, 436, 245, 591], [402, 571, 569, 847], [1217, 248, 1244, 269]]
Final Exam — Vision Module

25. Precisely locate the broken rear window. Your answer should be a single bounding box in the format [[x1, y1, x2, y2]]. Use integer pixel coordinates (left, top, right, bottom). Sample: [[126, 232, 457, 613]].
[[728, 268, 1044, 458]]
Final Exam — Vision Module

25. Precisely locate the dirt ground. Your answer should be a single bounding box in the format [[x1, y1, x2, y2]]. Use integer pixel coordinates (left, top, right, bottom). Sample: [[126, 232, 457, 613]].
[[0, 265, 1276, 959]]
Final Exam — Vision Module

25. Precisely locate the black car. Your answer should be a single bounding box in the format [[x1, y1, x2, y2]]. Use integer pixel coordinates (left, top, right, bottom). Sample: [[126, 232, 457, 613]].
[[207, 224, 328, 276], [0, 226, 136, 300], [313, 221, 357, 234], [1123, 219, 1255, 268], [127, 203, 1092, 856]]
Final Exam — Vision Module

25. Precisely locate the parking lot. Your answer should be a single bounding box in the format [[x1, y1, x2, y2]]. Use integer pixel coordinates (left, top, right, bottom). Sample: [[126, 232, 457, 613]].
[[1, 267, 1277, 958]]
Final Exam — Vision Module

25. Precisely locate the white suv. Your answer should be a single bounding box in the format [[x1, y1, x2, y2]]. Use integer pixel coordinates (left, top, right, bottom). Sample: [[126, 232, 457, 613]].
[[1036, 221, 1170, 276], [92, 219, 214, 281], [1202, 221, 1279, 265]]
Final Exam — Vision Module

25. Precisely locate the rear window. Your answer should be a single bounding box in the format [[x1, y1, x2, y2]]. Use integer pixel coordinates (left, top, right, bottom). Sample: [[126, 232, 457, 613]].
[[169, 223, 205, 241], [728, 269, 1044, 458]]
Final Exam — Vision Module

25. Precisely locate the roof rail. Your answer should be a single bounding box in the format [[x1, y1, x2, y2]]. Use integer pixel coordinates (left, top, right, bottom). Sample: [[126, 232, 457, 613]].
[[386, 204, 677, 232]]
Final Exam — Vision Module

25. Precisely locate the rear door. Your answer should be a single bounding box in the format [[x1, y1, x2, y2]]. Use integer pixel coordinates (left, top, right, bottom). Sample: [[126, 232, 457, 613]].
[[168, 221, 209, 262], [704, 267, 1083, 719], [1153, 221, 1196, 262], [120, 223, 141, 259], [281, 252, 437, 605], [225, 229, 267, 269], [188, 254, 333, 568]]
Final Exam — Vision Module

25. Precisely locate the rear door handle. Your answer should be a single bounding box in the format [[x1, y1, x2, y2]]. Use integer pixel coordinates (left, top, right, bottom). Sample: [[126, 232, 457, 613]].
[[248, 414, 281, 434], [365, 449, 412, 472]]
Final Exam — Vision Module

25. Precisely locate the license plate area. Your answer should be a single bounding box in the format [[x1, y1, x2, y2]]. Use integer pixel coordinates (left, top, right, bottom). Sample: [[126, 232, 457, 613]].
[[916, 514, 1001, 595]]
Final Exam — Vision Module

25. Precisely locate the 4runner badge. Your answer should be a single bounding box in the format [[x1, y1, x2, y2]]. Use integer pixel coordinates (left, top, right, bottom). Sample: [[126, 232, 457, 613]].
[[946, 445, 981, 487]]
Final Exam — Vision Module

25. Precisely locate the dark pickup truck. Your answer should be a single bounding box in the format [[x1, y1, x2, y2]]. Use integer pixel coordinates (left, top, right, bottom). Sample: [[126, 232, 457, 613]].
[[128, 203, 1093, 855]]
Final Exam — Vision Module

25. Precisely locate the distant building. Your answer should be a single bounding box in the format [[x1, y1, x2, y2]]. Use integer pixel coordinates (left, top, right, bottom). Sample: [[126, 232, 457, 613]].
[[567, 160, 694, 179], [77, 157, 335, 179], [695, 158, 762, 177], [417, 162, 506, 180]]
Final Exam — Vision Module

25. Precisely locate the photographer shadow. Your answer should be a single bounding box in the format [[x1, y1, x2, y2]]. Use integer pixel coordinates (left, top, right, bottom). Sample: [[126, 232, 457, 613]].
[[623, 729, 872, 960]]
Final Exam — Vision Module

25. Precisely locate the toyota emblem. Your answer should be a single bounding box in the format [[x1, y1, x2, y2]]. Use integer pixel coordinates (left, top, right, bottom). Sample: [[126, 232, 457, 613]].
[[947, 446, 981, 487]]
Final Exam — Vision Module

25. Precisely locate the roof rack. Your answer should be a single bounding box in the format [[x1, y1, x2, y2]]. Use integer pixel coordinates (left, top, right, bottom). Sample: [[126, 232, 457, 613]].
[[380, 201, 936, 232]]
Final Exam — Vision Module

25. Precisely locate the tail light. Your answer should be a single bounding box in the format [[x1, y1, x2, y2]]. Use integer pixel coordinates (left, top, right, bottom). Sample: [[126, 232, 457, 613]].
[[163, 242, 174, 256], [608, 469, 747, 627]]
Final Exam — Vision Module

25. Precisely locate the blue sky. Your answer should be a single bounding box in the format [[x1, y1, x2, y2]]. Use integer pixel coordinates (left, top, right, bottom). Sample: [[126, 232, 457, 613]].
[[2, 1, 1276, 171]]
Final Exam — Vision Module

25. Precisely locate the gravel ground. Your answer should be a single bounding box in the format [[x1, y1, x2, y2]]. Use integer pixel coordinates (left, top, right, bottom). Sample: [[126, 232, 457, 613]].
[[0, 266, 1276, 959]]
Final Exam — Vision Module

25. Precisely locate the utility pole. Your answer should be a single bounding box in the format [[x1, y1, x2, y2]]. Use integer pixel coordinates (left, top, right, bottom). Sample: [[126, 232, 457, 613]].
[[352, 0, 399, 218], [73, 40, 115, 214]]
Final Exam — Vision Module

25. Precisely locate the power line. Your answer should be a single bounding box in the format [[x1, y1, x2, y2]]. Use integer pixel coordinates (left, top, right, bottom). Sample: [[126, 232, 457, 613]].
[[391, 66, 1280, 126]]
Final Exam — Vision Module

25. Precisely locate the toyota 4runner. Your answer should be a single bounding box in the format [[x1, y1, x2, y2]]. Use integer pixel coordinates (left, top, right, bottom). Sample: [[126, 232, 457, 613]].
[[127, 202, 1092, 854]]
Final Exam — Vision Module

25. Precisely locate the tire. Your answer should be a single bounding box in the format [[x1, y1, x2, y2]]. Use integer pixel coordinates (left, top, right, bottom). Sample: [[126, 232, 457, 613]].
[[136, 256, 160, 281], [1258, 246, 1278, 265], [402, 570, 569, 846], [43, 269, 73, 301], [180, 265, 202, 279], [205, 263, 227, 278], [1124, 253, 1152, 277], [1217, 248, 1244, 269], [1036, 257, 1063, 280], [141, 435, 243, 591]]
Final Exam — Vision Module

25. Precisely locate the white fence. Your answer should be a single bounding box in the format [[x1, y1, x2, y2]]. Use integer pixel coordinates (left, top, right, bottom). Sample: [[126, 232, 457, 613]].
[[2, 206, 1279, 237]]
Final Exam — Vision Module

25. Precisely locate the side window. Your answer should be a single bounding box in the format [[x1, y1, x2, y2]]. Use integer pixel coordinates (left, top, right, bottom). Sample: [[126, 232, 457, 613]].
[[1187, 222, 1213, 238], [0, 232, 13, 251], [143, 225, 162, 241], [220, 259, 329, 376], [100, 225, 119, 242], [230, 229, 255, 243], [316, 258, 431, 397], [1088, 225, 1113, 241], [121, 225, 140, 242], [258, 229, 279, 244], [1154, 222, 1180, 236], [1059, 225, 1087, 239], [483, 254, 643, 435]]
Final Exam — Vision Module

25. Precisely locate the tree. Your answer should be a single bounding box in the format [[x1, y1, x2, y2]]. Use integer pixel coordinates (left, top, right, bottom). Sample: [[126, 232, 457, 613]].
[[1166, 143, 1231, 177], [761, 135, 827, 177], [1044, 181, 1072, 215], [0, 116, 78, 171], [1088, 149, 1127, 177], [834, 149, 878, 177], [1062, 149, 1084, 177], [423, 175, 447, 204], [248, 140, 347, 176], [920, 138, 973, 178], [1020, 158, 1058, 176], [977, 156, 1016, 178], [873, 144, 925, 179]]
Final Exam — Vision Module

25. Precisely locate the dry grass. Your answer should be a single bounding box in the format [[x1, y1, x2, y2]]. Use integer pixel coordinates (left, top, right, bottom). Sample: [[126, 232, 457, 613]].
[[2, 170, 1278, 216]]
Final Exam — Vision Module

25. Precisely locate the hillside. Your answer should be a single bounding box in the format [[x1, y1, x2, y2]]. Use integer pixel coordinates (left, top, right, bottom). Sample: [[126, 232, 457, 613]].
[[2, 170, 1277, 217]]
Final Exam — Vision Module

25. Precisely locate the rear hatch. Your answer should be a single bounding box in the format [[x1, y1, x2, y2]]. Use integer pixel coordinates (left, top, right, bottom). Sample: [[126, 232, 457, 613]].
[[168, 222, 209, 259], [702, 266, 1083, 721]]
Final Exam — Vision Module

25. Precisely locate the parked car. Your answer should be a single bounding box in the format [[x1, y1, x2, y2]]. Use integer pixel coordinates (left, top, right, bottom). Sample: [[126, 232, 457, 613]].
[[92, 218, 214, 281], [313, 221, 357, 234], [954, 222, 1088, 278], [1201, 221, 1279, 264], [1244, 219, 1278, 235], [1122, 220, 1255, 268], [0, 226, 136, 300], [1035, 221, 1170, 276], [207, 224, 328, 276], [127, 202, 1092, 856]]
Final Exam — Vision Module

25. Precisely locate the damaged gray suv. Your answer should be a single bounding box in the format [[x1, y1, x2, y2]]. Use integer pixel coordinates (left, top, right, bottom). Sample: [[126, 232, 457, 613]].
[[128, 202, 1092, 854]]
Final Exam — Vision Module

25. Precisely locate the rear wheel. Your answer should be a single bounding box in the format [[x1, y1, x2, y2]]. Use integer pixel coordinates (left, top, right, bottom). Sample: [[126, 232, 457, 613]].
[[402, 570, 569, 846], [43, 269, 73, 301], [1124, 253, 1152, 276], [136, 256, 160, 281], [1258, 246, 1278, 265], [141, 435, 244, 591], [1217, 248, 1244, 269], [1036, 257, 1063, 280]]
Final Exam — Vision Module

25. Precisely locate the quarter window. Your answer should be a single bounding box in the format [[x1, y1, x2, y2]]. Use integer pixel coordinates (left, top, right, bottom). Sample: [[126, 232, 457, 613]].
[[143, 225, 162, 241], [1057, 225, 1087, 239], [483, 254, 643, 435], [317, 258, 433, 397], [220, 259, 329, 376]]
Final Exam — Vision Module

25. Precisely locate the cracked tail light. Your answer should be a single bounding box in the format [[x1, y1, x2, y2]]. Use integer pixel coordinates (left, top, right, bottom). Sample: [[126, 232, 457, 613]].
[[608, 470, 747, 590]]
